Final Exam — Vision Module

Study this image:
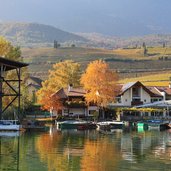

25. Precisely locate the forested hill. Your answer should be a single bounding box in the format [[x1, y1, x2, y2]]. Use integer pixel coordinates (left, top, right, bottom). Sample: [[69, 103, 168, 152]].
[[0, 22, 87, 47]]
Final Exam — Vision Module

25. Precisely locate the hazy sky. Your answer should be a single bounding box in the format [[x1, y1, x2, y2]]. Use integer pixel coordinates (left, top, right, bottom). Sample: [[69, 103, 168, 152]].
[[0, 0, 170, 35]]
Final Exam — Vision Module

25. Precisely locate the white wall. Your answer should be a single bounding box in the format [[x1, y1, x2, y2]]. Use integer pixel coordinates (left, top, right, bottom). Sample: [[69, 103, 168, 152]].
[[121, 89, 132, 106], [141, 87, 151, 104], [69, 108, 86, 116]]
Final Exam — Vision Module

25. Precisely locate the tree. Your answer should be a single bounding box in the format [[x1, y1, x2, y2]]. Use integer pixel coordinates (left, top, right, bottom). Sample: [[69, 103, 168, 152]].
[[0, 36, 30, 118], [163, 42, 166, 48], [142, 42, 148, 56], [143, 47, 148, 56], [81, 60, 118, 110], [142, 42, 146, 48], [0, 36, 12, 56], [54, 40, 60, 49], [37, 60, 81, 111]]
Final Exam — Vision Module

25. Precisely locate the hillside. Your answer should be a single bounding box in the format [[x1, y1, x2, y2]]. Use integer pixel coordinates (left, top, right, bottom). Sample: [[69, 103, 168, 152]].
[[78, 33, 171, 48], [1, 22, 171, 49], [22, 46, 171, 81], [0, 22, 87, 47]]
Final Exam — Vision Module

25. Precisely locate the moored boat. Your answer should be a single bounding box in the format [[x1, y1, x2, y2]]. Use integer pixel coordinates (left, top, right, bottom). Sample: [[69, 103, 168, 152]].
[[137, 120, 170, 130], [57, 120, 96, 130], [97, 121, 124, 130], [0, 120, 21, 131]]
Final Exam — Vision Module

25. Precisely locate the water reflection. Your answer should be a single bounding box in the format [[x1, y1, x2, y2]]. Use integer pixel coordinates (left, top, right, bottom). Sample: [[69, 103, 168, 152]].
[[0, 128, 171, 171]]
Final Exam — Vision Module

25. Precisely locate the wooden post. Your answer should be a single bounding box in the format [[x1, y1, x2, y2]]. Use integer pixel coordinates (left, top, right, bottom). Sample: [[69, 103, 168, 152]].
[[17, 68, 21, 119], [0, 68, 3, 120]]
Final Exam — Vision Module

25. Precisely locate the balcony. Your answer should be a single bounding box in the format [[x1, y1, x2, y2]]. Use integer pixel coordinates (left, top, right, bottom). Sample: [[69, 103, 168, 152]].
[[131, 100, 143, 106], [65, 101, 87, 108], [131, 96, 143, 106]]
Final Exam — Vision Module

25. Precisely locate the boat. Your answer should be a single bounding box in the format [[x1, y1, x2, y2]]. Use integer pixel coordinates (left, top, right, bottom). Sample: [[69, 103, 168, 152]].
[[57, 120, 97, 130], [0, 120, 22, 131], [166, 122, 171, 129], [22, 120, 46, 132], [0, 131, 20, 137], [147, 120, 169, 130], [137, 120, 170, 130], [97, 121, 124, 130], [137, 122, 148, 131]]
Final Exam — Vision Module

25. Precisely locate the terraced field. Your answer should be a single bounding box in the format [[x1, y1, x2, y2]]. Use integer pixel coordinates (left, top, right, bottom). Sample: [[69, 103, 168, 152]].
[[22, 46, 171, 82]]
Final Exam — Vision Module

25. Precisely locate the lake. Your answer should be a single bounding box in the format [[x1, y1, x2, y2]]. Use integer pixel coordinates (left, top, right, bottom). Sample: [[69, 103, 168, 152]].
[[0, 127, 171, 171]]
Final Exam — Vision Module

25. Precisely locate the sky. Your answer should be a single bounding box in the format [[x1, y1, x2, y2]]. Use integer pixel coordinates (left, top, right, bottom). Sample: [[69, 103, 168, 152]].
[[0, 0, 171, 36]]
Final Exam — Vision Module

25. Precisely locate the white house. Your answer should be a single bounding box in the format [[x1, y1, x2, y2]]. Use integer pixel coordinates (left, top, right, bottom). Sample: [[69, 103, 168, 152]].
[[113, 81, 163, 107], [110, 81, 171, 120]]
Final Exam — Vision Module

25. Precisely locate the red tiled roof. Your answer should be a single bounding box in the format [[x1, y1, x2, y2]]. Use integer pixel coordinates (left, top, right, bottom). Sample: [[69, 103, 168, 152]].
[[155, 86, 171, 96], [52, 87, 86, 98], [146, 86, 163, 97], [66, 88, 86, 97]]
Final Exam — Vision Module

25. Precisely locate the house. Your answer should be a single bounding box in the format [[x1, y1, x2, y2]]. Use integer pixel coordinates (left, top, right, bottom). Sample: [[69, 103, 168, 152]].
[[110, 81, 171, 120], [113, 81, 163, 107], [25, 76, 42, 93], [52, 85, 98, 117], [52, 81, 171, 119], [24, 76, 42, 102]]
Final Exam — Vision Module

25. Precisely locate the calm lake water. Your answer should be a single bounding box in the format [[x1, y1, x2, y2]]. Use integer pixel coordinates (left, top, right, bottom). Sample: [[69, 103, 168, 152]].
[[0, 127, 171, 171]]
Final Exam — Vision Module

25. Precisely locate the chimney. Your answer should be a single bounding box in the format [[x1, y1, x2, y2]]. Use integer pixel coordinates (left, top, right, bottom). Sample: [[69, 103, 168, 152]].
[[169, 77, 171, 88], [68, 84, 73, 92], [169, 83, 171, 89]]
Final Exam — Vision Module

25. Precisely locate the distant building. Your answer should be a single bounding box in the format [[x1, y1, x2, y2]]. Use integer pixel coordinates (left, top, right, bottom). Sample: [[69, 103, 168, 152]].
[[25, 76, 42, 102]]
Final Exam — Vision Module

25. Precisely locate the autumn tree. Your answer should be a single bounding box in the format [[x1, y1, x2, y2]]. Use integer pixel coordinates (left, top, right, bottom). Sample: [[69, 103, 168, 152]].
[[81, 60, 118, 118], [37, 60, 81, 111], [0, 37, 12, 56], [0, 36, 29, 118]]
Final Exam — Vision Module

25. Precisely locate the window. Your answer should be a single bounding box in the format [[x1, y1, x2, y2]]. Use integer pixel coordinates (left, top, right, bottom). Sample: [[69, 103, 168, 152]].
[[132, 87, 140, 97], [63, 109, 68, 114], [151, 98, 162, 103], [89, 110, 96, 115], [116, 97, 121, 103]]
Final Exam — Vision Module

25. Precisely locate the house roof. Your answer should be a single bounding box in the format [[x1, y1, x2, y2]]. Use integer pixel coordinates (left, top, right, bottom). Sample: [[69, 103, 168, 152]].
[[146, 86, 163, 97], [52, 87, 86, 99], [25, 76, 42, 86], [67, 88, 86, 97], [0, 57, 28, 71], [118, 81, 163, 97], [52, 81, 169, 100], [155, 86, 171, 96], [27, 84, 41, 90], [136, 100, 171, 108], [121, 82, 137, 94]]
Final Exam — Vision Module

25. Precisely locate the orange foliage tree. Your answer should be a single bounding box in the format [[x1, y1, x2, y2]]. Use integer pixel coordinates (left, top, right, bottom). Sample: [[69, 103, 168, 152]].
[[81, 60, 118, 108], [37, 60, 81, 111]]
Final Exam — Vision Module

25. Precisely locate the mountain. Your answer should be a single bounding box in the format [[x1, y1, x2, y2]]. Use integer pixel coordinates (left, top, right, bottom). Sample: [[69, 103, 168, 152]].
[[0, 22, 87, 47]]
